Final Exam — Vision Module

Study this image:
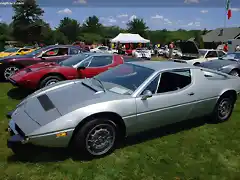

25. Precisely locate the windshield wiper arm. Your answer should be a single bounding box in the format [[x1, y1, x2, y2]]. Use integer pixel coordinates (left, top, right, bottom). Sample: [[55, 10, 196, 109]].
[[92, 77, 106, 93]]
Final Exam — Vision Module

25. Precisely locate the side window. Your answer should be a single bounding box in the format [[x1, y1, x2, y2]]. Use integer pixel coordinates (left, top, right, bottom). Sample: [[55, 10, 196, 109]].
[[88, 56, 113, 67], [157, 69, 191, 93], [42, 48, 59, 57], [99, 47, 107, 51], [206, 51, 218, 58], [218, 51, 225, 57], [141, 75, 160, 95], [70, 48, 80, 55], [42, 48, 68, 57]]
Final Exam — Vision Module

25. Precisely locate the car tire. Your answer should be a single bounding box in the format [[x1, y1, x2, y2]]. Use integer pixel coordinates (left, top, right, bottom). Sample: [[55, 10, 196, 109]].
[[3, 65, 20, 80], [39, 75, 63, 89], [211, 94, 235, 123], [70, 118, 118, 158], [229, 70, 240, 77]]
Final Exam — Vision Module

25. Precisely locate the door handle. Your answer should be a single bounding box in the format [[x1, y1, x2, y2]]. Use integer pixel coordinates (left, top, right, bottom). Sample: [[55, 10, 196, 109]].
[[188, 92, 195, 96]]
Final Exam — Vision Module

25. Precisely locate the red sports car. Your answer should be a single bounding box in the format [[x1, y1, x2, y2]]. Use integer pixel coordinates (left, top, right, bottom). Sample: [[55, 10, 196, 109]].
[[0, 45, 83, 80], [9, 53, 124, 89]]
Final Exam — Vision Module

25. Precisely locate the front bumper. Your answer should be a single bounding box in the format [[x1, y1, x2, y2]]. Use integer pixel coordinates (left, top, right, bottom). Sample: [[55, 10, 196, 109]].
[[8, 78, 18, 87], [8, 77, 37, 89], [7, 119, 29, 149]]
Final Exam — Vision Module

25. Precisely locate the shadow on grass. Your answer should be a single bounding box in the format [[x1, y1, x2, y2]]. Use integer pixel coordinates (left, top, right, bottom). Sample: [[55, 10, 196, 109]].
[[7, 87, 33, 100], [7, 116, 211, 163]]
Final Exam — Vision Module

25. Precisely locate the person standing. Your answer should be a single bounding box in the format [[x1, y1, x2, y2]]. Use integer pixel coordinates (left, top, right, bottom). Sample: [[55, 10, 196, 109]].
[[169, 42, 174, 58], [223, 43, 228, 52]]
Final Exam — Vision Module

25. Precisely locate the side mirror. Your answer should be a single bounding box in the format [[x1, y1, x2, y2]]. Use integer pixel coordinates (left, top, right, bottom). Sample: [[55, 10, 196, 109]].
[[141, 90, 153, 100], [77, 66, 86, 70]]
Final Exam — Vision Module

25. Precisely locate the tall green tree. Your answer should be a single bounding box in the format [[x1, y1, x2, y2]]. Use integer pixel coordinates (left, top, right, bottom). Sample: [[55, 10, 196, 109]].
[[82, 16, 103, 35], [127, 18, 148, 38], [12, 0, 44, 43], [57, 17, 81, 43]]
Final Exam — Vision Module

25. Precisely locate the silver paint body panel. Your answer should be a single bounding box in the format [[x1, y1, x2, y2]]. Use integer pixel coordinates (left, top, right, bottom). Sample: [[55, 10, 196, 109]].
[[9, 61, 240, 147]]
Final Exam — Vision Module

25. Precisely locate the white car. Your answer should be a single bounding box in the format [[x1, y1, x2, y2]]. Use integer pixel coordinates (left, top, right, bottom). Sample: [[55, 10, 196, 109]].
[[90, 46, 118, 54], [172, 41, 226, 65], [158, 48, 182, 57], [132, 48, 151, 60]]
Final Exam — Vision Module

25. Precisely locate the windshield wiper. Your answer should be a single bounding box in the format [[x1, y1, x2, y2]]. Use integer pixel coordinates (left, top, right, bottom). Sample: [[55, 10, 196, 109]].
[[92, 77, 106, 93]]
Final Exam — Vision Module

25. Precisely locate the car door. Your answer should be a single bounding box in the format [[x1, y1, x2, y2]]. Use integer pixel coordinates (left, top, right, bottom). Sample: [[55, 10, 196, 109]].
[[135, 69, 198, 132], [205, 51, 218, 61], [78, 55, 114, 78], [41, 47, 71, 62]]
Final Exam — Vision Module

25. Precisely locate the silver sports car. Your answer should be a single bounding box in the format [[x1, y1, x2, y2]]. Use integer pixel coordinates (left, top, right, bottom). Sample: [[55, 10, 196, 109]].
[[7, 61, 240, 157]]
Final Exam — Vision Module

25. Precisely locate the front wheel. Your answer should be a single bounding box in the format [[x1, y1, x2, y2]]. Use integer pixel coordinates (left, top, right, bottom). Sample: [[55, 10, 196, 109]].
[[211, 95, 235, 123], [3, 65, 20, 80], [71, 118, 118, 158], [39, 75, 63, 89]]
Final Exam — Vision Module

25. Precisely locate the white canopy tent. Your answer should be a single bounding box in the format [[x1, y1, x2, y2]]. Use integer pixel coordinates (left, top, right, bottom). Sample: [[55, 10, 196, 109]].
[[110, 33, 150, 43]]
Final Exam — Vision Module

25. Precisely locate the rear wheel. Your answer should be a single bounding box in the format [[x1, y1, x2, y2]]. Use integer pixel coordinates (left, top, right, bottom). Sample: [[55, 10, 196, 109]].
[[39, 75, 64, 89], [229, 70, 239, 77], [70, 118, 118, 158], [3, 65, 20, 80], [211, 94, 235, 123]]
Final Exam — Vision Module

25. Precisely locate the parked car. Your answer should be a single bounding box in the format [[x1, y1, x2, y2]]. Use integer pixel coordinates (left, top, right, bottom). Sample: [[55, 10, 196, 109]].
[[197, 52, 240, 76], [171, 41, 226, 65], [0, 45, 83, 80], [132, 48, 151, 60], [9, 53, 124, 89], [90, 46, 118, 54], [7, 61, 240, 157]]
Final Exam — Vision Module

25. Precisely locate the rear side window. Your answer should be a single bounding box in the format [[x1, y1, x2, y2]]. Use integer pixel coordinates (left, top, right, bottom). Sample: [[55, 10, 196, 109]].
[[206, 51, 218, 58], [201, 70, 227, 80]]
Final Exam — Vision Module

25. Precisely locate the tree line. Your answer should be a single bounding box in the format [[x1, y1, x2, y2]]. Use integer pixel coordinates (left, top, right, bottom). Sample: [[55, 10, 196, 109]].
[[0, 0, 206, 49]]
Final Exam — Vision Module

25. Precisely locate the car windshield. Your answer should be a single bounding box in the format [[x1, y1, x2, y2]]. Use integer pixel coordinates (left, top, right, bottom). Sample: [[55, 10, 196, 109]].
[[199, 50, 207, 57], [59, 53, 91, 67], [4, 48, 19, 52], [220, 53, 240, 61], [93, 63, 154, 95]]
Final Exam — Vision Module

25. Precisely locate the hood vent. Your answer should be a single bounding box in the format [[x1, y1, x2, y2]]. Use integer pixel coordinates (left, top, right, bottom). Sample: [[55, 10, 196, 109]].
[[37, 94, 55, 111]]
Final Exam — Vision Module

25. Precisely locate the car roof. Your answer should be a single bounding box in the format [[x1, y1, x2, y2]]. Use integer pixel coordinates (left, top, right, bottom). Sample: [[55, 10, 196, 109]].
[[45, 45, 80, 49], [91, 53, 113, 56], [128, 61, 196, 71]]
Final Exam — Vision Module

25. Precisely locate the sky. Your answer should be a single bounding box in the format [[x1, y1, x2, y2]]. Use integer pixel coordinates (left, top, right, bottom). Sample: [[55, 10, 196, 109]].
[[0, 0, 240, 30]]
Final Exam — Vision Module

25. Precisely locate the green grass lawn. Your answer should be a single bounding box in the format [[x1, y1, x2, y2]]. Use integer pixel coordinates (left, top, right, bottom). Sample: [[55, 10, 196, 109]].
[[1, 83, 240, 180]]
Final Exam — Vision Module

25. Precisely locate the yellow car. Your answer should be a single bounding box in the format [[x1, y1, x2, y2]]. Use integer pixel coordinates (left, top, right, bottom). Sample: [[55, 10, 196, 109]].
[[0, 47, 35, 58]]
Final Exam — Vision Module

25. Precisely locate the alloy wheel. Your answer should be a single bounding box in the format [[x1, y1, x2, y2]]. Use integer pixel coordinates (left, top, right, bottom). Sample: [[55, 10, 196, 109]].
[[4, 66, 19, 80], [85, 123, 116, 156]]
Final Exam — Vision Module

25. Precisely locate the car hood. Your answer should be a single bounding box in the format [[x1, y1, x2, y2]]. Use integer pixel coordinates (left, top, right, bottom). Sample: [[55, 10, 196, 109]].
[[0, 54, 33, 61], [12, 79, 126, 134], [176, 41, 199, 55], [26, 62, 60, 71], [199, 59, 237, 70]]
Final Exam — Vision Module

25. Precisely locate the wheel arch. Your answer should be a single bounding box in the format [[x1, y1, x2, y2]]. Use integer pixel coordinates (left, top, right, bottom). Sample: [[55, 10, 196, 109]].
[[220, 89, 237, 103], [230, 68, 240, 75], [38, 72, 67, 87], [69, 111, 126, 146]]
